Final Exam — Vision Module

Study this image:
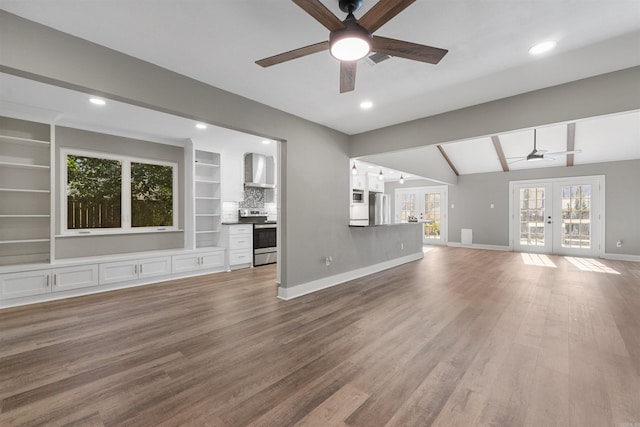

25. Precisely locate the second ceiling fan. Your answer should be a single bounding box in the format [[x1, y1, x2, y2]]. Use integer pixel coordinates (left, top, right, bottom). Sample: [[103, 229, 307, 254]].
[[256, 0, 448, 93]]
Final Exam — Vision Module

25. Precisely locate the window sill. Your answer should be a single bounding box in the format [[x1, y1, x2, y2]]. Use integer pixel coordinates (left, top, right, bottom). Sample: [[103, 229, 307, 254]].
[[56, 229, 184, 238]]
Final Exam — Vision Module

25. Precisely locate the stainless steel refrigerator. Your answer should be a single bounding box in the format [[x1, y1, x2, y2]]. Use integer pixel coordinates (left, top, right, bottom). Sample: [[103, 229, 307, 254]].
[[369, 192, 390, 225]]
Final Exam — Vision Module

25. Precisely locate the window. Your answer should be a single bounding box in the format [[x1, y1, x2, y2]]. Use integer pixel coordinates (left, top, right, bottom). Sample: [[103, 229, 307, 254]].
[[63, 149, 178, 234]]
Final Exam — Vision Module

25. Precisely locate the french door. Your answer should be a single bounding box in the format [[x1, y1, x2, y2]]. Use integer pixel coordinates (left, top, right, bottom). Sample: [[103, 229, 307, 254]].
[[396, 186, 448, 245], [511, 176, 603, 257]]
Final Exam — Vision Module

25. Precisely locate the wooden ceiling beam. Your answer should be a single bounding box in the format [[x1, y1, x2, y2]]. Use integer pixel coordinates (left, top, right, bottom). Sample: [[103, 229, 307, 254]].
[[437, 145, 460, 177], [566, 123, 576, 167], [491, 135, 509, 172]]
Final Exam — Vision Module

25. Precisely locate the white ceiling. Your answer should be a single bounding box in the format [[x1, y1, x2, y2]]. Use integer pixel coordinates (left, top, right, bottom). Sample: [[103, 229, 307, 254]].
[[0, 73, 277, 158], [2, 0, 639, 135]]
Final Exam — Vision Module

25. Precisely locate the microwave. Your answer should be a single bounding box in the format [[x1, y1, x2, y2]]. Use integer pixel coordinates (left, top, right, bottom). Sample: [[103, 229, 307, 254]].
[[352, 189, 364, 203]]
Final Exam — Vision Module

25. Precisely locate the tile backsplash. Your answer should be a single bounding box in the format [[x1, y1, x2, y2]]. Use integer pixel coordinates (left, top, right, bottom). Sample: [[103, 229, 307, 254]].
[[239, 187, 265, 208]]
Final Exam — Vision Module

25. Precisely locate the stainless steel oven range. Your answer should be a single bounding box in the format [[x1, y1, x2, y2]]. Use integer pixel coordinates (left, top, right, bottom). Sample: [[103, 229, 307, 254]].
[[253, 223, 277, 266]]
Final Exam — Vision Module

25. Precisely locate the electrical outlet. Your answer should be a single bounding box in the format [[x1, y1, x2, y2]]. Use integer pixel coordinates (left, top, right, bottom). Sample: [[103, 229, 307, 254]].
[[490, 203, 494, 209], [325, 256, 332, 266], [617, 240, 623, 248], [401, 243, 404, 250]]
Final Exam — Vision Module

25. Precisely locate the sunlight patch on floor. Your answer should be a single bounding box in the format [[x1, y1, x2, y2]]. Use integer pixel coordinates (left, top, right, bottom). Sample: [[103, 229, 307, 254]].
[[521, 253, 557, 268], [423, 246, 436, 254], [565, 257, 620, 274]]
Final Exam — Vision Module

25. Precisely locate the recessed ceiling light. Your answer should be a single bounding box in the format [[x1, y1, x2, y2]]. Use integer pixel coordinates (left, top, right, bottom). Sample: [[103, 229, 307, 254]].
[[195, 123, 207, 129], [360, 101, 373, 110], [89, 98, 106, 106], [529, 41, 557, 55], [262, 140, 272, 145]]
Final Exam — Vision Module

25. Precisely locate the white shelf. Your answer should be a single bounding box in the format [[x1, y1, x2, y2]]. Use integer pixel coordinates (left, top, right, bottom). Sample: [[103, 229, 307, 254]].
[[195, 162, 220, 168], [0, 161, 50, 170], [0, 238, 51, 244], [0, 135, 50, 147], [195, 178, 221, 184], [0, 215, 50, 218], [195, 196, 220, 200], [196, 214, 220, 217], [0, 188, 50, 193], [195, 230, 220, 235]]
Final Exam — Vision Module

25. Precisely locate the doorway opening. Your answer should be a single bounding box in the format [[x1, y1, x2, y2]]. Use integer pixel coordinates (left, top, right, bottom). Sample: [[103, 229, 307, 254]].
[[395, 185, 448, 245]]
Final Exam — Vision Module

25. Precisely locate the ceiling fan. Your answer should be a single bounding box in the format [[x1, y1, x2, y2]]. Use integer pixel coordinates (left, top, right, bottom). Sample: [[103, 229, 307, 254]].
[[255, 0, 448, 93], [508, 129, 582, 164]]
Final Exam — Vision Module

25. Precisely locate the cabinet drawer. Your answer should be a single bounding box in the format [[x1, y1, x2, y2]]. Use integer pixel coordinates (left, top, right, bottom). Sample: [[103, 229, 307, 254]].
[[229, 225, 252, 236], [229, 250, 252, 266], [229, 235, 252, 250], [0, 270, 51, 300], [53, 265, 99, 292]]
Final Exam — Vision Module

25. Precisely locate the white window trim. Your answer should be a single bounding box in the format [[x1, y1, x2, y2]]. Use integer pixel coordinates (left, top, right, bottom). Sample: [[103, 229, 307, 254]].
[[61, 148, 179, 236]]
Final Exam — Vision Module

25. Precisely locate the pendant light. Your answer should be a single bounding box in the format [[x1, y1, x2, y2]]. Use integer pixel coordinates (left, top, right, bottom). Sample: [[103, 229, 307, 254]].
[[378, 169, 384, 181], [399, 175, 404, 184], [351, 163, 358, 175]]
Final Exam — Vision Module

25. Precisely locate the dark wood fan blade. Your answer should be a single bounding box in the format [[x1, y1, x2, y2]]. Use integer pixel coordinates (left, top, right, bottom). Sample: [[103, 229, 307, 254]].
[[256, 41, 329, 67], [340, 61, 357, 93], [358, 0, 416, 33], [292, 0, 344, 31], [371, 36, 448, 64]]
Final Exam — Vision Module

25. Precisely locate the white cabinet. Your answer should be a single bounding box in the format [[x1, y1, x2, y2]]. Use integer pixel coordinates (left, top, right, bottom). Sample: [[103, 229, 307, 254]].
[[0, 116, 52, 267], [52, 265, 99, 292], [352, 174, 366, 191], [223, 224, 253, 270], [99, 256, 171, 285], [0, 269, 51, 300], [0, 265, 101, 300], [172, 250, 225, 274], [367, 174, 385, 193]]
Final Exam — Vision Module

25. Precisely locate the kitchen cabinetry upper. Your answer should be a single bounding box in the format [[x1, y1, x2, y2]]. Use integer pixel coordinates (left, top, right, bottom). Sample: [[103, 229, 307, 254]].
[[367, 174, 385, 193], [352, 174, 366, 191]]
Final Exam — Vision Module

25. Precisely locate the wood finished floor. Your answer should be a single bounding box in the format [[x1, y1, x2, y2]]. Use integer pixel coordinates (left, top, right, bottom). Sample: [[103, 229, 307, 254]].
[[1, 247, 639, 427]]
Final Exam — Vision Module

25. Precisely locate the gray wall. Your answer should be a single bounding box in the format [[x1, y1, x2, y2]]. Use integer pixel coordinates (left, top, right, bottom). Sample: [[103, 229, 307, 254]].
[[447, 160, 640, 256], [388, 161, 640, 256], [55, 126, 185, 259]]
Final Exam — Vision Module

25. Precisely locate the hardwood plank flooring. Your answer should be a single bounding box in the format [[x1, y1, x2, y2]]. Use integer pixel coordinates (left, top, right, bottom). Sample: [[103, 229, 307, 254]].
[[1, 247, 639, 426]]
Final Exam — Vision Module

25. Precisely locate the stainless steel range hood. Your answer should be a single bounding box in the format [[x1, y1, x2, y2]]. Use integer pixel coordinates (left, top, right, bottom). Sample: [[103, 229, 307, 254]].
[[244, 153, 275, 188]]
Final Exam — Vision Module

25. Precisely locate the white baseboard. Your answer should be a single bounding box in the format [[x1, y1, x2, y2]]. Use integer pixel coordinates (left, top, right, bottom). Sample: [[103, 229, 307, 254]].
[[447, 242, 511, 251], [277, 252, 424, 301], [603, 253, 640, 262]]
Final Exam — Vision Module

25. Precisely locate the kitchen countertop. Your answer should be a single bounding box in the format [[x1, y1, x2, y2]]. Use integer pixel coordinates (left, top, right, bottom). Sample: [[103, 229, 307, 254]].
[[349, 222, 422, 227]]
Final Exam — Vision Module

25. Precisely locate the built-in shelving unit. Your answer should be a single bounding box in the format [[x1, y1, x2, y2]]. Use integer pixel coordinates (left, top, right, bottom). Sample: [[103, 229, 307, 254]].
[[194, 150, 221, 248], [0, 117, 52, 266]]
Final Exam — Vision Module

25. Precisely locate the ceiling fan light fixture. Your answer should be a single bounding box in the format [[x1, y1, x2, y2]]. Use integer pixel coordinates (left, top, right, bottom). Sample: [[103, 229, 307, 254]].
[[330, 15, 371, 61], [526, 153, 544, 162]]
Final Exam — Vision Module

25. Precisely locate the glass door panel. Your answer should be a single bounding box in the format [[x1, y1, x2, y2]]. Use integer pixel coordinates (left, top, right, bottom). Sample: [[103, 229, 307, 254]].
[[424, 192, 441, 241], [513, 183, 552, 253]]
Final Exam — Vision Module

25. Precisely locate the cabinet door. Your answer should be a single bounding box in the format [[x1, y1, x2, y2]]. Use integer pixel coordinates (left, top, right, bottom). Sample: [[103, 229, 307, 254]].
[[352, 174, 365, 190], [172, 254, 200, 273], [139, 256, 172, 279], [201, 251, 225, 269], [0, 269, 51, 300], [99, 260, 138, 285], [52, 265, 99, 292]]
